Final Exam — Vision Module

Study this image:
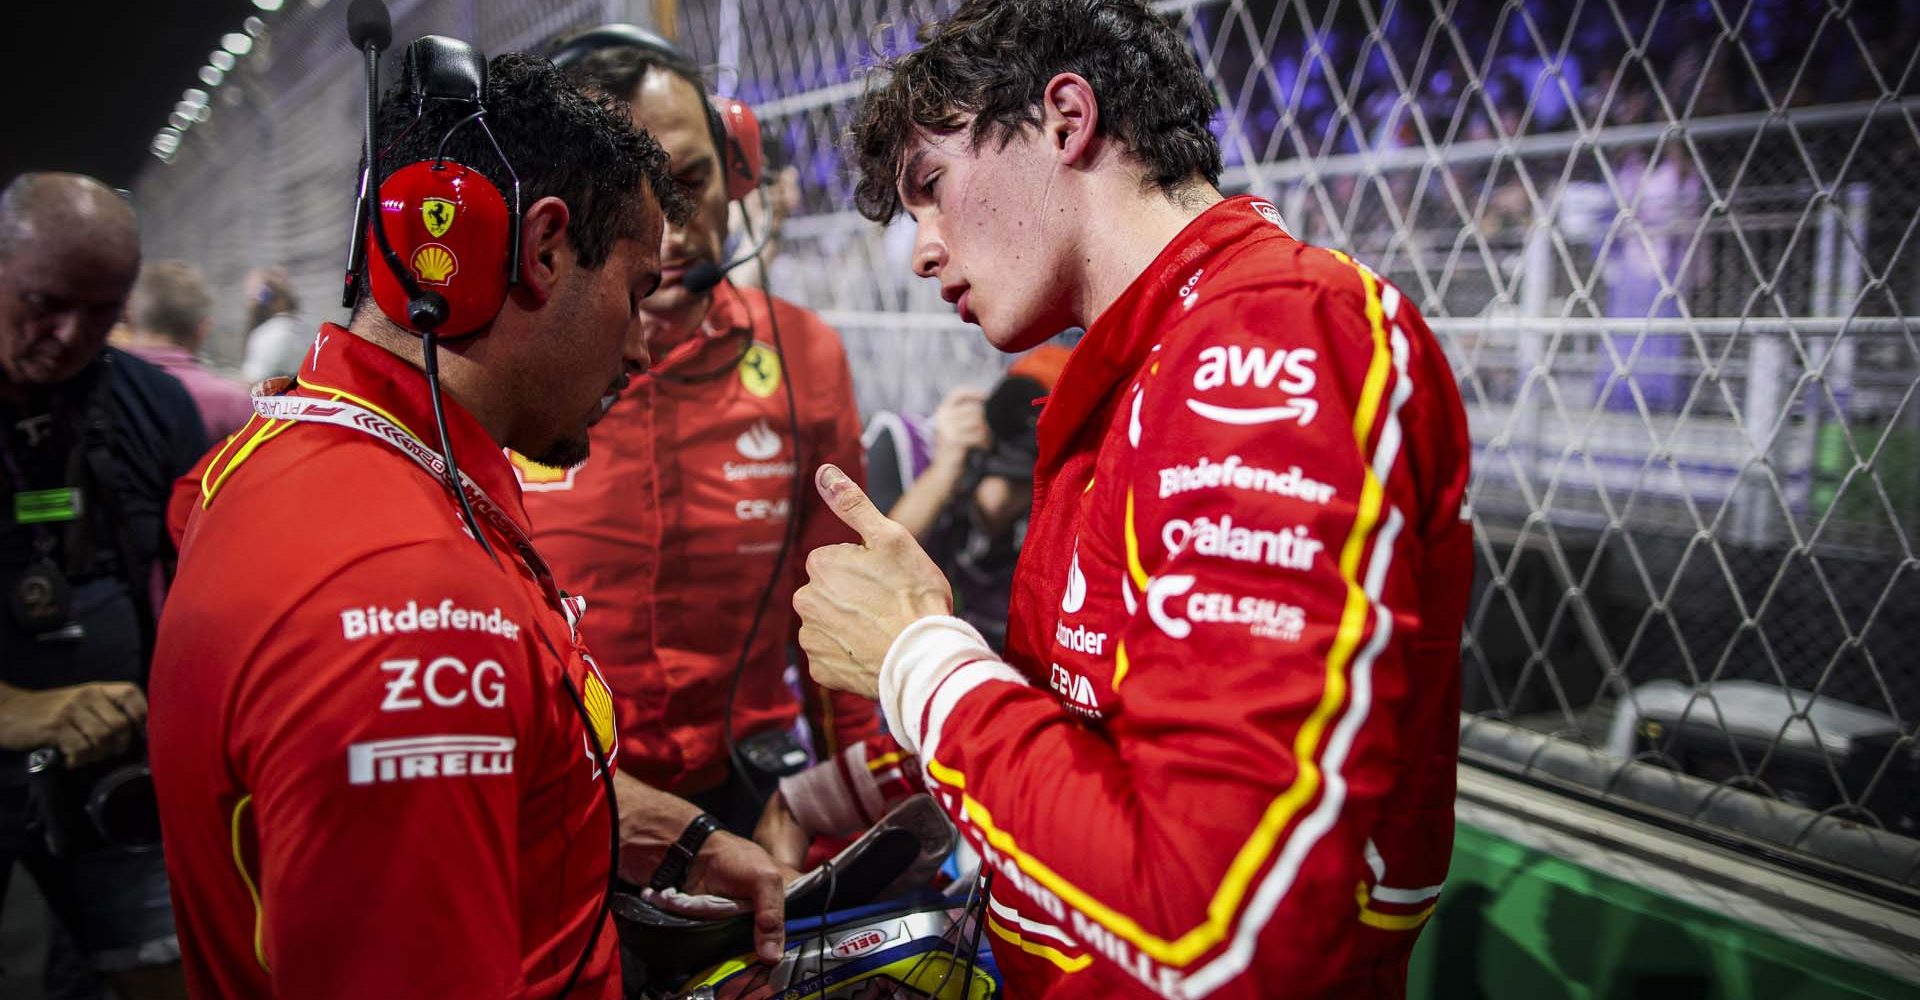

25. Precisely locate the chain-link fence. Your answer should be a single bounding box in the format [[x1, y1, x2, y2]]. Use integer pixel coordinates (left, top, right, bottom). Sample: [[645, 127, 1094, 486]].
[[664, 0, 1920, 891], [133, 0, 1920, 896]]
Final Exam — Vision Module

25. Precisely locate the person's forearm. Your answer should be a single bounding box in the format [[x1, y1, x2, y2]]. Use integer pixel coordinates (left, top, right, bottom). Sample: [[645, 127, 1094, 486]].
[[886, 456, 967, 542], [0, 682, 39, 749], [612, 769, 706, 884]]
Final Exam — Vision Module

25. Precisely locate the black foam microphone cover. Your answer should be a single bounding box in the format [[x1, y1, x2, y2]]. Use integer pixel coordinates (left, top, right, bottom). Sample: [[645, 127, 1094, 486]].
[[408, 291, 450, 333], [346, 0, 392, 51], [682, 261, 728, 296]]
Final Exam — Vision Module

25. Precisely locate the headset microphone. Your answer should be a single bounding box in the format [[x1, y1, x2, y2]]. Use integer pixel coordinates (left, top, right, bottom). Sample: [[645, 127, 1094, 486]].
[[345, 0, 392, 48], [341, 0, 392, 308], [682, 220, 774, 296]]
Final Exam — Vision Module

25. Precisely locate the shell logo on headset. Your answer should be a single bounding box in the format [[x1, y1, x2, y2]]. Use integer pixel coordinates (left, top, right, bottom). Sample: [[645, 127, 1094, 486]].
[[411, 244, 459, 285], [421, 198, 457, 238]]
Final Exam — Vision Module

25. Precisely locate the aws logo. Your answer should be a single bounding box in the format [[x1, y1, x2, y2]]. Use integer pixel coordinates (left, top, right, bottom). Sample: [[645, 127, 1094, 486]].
[[1187, 345, 1318, 426]]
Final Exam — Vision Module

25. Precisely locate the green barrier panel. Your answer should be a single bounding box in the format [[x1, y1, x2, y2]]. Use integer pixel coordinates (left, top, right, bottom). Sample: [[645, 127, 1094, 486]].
[[1407, 823, 1915, 999]]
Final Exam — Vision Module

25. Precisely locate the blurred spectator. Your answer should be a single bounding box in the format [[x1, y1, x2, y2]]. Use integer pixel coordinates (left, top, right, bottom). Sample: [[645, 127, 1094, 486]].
[[728, 164, 801, 292], [238, 267, 306, 384], [1595, 147, 1701, 413], [122, 262, 251, 438], [727, 122, 803, 294], [886, 346, 1070, 649], [0, 173, 203, 1000]]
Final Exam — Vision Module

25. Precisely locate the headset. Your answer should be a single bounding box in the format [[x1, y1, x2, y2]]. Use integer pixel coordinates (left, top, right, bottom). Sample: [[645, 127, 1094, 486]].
[[341, 6, 615, 998], [549, 26, 808, 803], [550, 24, 762, 205]]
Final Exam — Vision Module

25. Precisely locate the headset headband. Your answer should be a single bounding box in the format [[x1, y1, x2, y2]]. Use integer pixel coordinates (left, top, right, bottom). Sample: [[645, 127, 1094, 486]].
[[548, 24, 759, 201]]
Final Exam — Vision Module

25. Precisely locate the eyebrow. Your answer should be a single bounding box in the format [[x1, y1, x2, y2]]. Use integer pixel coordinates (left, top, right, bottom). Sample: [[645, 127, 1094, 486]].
[[897, 150, 931, 202]]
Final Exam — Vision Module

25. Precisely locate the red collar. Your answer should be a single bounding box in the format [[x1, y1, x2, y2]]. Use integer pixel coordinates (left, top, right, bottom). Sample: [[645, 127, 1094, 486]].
[[1036, 195, 1289, 469], [293, 324, 530, 534], [645, 279, 756, 375]]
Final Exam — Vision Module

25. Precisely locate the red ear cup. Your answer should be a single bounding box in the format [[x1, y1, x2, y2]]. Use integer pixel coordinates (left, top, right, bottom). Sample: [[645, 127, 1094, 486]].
[[368, 159, 512, 337], [713, 96, 762, 203]]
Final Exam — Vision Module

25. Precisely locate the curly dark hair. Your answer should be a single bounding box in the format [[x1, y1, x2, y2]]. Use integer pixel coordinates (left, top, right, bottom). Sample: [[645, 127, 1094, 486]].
[[374, 52, 692, 271], [850, 0, 1223, 222]]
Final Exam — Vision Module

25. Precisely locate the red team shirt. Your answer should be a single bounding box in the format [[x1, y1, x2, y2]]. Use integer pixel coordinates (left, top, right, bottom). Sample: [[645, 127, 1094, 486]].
[[815, 197, 1472, 998], [515, 279, 877, 794], [149, 329, 620, 999]]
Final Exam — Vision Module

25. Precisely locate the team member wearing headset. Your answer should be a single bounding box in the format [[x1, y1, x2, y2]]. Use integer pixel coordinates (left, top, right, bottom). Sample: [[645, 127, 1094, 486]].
[[148, 49, 792, 1000], [516, 28, 877, 835]]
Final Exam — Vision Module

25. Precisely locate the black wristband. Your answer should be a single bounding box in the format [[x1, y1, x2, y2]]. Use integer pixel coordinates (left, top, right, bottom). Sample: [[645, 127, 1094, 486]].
[[649, 812, 722, 892]]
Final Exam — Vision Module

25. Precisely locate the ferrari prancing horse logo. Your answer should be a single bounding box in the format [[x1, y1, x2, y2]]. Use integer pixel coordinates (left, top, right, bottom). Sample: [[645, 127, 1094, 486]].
[[738, 343, 782, 398], [421, 198, 456, 238]]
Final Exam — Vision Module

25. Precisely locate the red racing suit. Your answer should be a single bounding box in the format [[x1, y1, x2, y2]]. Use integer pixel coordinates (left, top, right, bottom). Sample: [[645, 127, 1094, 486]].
[[515, 279, 877, 794], [802, 196, 1472, 998], [149, 328, 620, 999]]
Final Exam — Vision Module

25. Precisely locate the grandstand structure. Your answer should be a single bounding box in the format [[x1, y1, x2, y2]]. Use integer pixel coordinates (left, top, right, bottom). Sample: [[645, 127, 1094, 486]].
[[133, 0, 1919, 992]]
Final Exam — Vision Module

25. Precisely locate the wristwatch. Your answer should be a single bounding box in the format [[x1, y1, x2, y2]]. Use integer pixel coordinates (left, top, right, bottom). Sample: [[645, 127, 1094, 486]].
[[649, 813, 722, 892]]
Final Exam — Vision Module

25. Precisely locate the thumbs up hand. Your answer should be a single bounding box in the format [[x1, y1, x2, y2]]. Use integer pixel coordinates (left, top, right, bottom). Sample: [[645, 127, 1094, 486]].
[[793, 464, 953, 698]]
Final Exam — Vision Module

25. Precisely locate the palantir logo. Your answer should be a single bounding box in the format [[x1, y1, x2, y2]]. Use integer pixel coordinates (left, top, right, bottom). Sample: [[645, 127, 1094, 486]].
[[735, 419, 782, 461]]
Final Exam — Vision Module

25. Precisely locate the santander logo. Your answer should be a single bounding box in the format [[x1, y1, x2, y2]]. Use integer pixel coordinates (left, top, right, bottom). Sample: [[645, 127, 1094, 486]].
[[735, 419, 782, 460], [1061, 544, 1087, 614]]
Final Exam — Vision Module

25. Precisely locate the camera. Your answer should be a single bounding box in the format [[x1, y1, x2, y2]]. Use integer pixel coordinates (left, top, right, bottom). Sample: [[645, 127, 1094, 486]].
[[25, 737, 162, 857]]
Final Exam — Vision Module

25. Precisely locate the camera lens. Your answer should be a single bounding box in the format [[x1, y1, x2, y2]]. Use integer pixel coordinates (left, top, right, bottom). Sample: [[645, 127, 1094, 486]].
[[87, 763, 163, 849]]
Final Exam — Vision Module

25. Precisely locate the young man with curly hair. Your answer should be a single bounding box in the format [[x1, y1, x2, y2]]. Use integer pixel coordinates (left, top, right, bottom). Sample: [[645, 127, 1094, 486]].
[[786, 2, 1474, 996]]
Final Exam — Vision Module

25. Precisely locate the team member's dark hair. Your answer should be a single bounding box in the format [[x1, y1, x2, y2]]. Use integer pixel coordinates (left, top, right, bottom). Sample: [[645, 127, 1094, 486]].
[[850, 0, 1223, 222], [556, 43, 729, 164], [371, 52, 692, 276]]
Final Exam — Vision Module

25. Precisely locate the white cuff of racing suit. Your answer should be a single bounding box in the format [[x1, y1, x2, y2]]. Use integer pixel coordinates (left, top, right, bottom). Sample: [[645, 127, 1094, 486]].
[[777, 741, 888, 836], [878, 614, 1025, 761]]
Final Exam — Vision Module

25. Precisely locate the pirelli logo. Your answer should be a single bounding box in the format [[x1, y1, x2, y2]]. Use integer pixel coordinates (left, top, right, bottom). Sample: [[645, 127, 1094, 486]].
[[347, 735, 516, 785]]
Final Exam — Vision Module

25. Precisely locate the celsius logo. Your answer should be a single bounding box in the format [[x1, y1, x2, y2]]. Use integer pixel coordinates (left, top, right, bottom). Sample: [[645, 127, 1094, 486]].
[[1061, 544, 1087, 614], [1187, 345, 1319, 426], [735, 419, 782, 460], [1147, 575, 1305, 641]]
